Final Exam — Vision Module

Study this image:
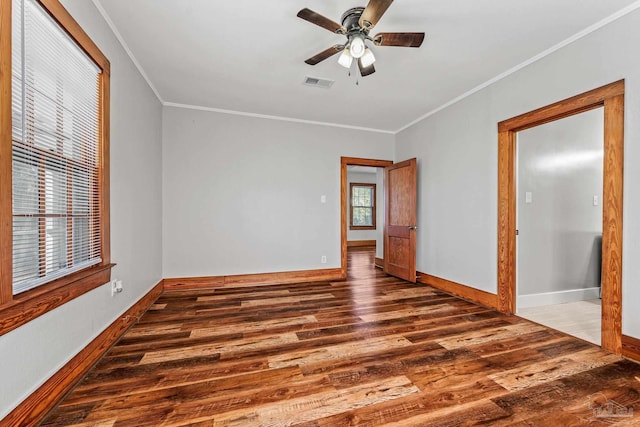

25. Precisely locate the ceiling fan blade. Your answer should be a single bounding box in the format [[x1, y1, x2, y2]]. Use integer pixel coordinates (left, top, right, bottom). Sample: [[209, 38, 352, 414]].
[[359, 0, 394, 30], [297, 8, 346, 34], [305, 45, 344, 66], [373, 32, 425, 47], [358, 58, 376, 77]]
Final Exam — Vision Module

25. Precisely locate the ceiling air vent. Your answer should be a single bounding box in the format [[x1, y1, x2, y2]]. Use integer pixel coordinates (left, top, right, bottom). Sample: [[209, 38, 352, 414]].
[[303, 76, 334, 89]]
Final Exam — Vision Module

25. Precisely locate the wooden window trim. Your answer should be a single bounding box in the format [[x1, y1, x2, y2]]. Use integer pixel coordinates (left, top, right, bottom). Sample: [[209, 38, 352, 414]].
[[349, 182, 376, 230], [0, 0, 112, 335]]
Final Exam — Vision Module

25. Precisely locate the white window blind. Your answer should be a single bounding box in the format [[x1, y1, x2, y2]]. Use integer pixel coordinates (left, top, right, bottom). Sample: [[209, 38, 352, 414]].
[[12, 0, 102, 294]]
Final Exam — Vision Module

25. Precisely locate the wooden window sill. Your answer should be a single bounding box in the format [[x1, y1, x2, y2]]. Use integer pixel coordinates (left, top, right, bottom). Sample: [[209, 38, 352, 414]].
[[0, 263, 114, 336]]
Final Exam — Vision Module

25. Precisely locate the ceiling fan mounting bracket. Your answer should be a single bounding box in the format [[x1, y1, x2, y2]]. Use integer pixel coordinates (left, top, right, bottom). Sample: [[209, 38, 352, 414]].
[[341, 7, 369, 37]]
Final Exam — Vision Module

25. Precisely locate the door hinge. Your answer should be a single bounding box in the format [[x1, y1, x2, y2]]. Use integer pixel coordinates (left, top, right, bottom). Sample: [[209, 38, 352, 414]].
[[516, 229, 519, 235]]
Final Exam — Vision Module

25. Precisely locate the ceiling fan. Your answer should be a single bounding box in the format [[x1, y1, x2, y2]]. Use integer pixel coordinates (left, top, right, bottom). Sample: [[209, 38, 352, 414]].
[[297, 0, 425, 77]]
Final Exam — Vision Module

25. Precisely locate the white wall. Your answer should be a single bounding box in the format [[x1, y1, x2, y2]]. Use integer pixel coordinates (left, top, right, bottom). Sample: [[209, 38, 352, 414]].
[[347, 171, 379, 242], [517, 109, 603, 301], [396, 9, 640, 337], [162, 107, 394, 278], [0, 0, 163, 419]]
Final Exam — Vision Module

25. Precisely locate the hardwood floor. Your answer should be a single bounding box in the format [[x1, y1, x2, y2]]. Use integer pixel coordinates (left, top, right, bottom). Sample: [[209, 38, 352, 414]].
[[42, 247, 640, 426]]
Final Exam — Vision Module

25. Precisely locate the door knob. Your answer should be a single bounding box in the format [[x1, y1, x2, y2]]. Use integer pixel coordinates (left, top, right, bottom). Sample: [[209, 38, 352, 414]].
[[408, 225, 418, 230]]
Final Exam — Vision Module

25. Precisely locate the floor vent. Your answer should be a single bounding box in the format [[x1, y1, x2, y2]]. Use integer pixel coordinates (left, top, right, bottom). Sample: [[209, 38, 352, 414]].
[[303, 76, 334, 89]]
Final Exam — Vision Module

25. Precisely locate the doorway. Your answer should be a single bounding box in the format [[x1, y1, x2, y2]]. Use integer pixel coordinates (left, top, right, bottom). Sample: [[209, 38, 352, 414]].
[[346, 165, 384, 270], [515, 108, 604, 345], [340, 157, 393, 279], [497, 80, 624, 354]]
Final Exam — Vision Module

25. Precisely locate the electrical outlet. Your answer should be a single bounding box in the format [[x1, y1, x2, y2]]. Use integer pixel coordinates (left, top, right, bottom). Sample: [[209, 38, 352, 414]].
[[321, 255, 327, 264], [110, 279, 123, 296]]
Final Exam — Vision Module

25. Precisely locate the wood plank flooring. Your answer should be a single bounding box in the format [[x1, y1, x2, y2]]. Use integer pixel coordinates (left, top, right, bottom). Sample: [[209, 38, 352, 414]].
[[41, 247, 640, 426]]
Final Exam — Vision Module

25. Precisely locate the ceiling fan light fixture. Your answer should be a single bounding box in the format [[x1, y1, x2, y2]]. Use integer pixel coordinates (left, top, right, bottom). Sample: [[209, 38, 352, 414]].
[[297, 3, 426, 77], [338, 48, 353, 68], [349, 35, 366, 58], [360, 47, 375, 68]]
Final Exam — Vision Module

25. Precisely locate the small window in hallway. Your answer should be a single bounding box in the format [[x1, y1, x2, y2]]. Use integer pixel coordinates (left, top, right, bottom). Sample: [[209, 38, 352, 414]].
[[350, 183, 376, 229]]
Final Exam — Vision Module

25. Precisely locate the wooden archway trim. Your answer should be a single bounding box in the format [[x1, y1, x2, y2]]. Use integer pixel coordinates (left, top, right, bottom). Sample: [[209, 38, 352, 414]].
[[497, 80, 624, 354]]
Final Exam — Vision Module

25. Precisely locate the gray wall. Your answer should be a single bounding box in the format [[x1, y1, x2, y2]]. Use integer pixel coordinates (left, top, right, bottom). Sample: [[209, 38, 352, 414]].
[[396, 8, 640, 338], [347, 171, 379, 242], [517, 108, 603, 303], [0, 1, 163, 419], [162, 107, 394, 278]]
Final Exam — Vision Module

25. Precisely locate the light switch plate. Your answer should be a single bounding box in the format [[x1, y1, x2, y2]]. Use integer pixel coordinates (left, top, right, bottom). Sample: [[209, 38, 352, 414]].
[[525, 192, 532, 204]]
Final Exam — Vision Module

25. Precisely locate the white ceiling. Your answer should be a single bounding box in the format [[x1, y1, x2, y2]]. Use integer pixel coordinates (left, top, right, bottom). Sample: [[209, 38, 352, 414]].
[[93, 0, 640, 133]]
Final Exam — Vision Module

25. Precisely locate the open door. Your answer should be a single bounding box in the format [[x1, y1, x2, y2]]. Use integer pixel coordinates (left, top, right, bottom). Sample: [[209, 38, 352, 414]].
[[384, 158, 417, 282]]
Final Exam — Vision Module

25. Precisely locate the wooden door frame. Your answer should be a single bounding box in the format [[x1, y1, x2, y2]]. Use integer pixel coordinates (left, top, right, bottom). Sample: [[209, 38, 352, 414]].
[[497, 80, 624, 354], [340, 157, 394, 278]]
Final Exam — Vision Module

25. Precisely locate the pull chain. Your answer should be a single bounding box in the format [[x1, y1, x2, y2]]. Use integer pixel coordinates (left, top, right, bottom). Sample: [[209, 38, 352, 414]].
[[347, 68, 359, 86]]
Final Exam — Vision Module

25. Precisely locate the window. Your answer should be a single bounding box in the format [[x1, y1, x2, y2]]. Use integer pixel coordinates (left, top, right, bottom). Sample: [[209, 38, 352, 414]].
[[0, 0, 111, 332], [350, 183, 376, 229]]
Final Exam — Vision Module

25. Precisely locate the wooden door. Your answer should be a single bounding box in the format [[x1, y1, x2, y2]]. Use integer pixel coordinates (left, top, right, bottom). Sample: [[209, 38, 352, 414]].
[[384, 158, 417, 282]]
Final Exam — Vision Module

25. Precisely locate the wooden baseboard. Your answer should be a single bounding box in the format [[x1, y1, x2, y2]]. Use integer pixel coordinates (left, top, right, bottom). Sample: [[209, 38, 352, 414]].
[[4, 280, 164, 427], [347, 240, 376, 248], [416, 272, 499, 310], [164, 268, 343, 290], [375, 257, 384, 269], [622, 335, 640, 362]]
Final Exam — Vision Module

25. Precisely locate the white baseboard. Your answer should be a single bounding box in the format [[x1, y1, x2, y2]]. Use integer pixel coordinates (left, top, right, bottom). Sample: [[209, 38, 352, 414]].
[[517, 286, 601, 310]]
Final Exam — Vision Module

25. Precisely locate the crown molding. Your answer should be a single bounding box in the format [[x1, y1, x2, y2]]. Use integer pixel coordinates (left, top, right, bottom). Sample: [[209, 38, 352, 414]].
[[163, 102, 395, 134], [395, 0, 640, 134], [91, 0, 640, 136], [91, 0, 164, 103]]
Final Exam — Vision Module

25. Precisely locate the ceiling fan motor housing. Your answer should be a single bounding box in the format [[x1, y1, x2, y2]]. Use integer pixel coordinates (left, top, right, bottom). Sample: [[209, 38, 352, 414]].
[[341, 7, 369, 36]]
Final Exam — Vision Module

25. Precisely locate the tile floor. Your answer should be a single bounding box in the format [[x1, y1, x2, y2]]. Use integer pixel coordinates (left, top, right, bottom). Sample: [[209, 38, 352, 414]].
[[518, 299, 602, 345]]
